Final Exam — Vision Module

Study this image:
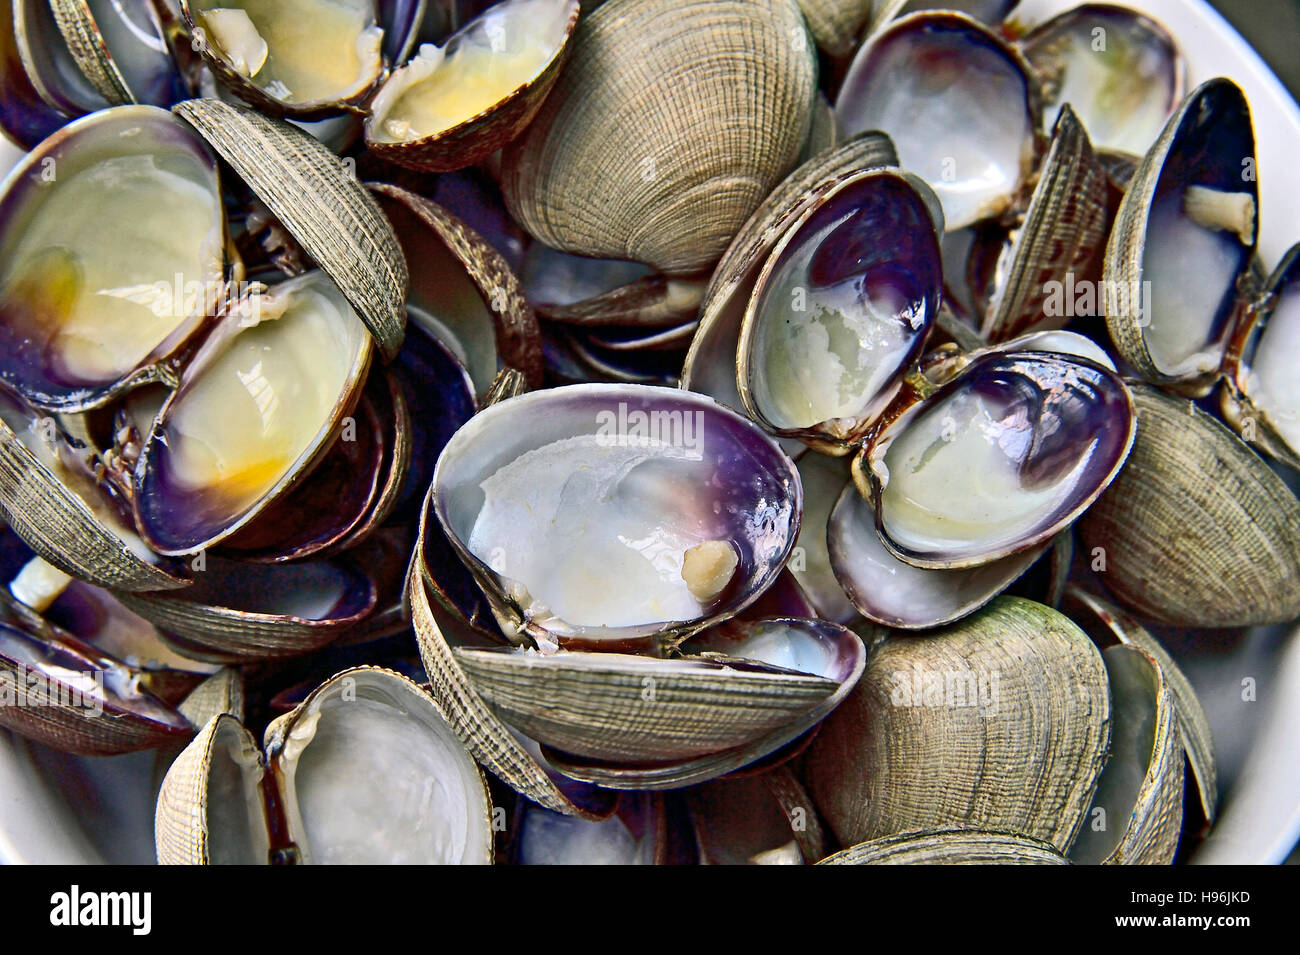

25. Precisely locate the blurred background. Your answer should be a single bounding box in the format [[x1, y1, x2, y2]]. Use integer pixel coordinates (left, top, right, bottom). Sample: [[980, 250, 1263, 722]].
[[1211, 0, 1300, 96]]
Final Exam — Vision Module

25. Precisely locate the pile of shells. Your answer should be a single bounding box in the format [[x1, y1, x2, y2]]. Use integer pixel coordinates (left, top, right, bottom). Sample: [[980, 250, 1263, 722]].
[[0, 0, 1291, 864]]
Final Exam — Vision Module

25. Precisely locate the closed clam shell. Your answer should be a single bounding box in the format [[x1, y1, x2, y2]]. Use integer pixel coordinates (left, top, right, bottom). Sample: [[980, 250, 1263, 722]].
[[1078, 385, 1300, 627], [1069, 645, 1184, 865], [173, 98, 409, 359], [454, 639, 839, 764], [499, 0, 817, 275], [819, 827, 1068, 865], [805, 597, 1111, 852]]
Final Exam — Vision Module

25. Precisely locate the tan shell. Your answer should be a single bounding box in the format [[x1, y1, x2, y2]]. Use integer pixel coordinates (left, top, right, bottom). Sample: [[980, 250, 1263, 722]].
[[177, 667, 245, 727], [409, 568, 608, 819], [680, 132, 898, 415], [365, 1, 581, 172], [1064, 586, 1217, 824], [979, 105, 1112, 342], [370, 182, 543, 392], [45, 0, 132, 104], [797, 0, 873, 57], [173, 98, 409, 359], [498, 0, 817, 275], [805, 597, 1110, 852], [1069, 645, 1183, 865], [156, 714, 253, 865], [1078, 385, 1300, 627], [454, 646, 838, 763], [538, 273, 708, 331], [820, 827, 1069, 865]]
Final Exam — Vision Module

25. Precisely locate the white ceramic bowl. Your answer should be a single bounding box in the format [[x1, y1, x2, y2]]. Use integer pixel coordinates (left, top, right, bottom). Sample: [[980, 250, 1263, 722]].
[[0, 0, 1298, 863]]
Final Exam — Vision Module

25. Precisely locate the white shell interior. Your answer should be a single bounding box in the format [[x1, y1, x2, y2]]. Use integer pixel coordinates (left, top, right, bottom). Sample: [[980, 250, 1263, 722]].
[[790, 453, 859, 624], [193, 0, 382, 105], [1246, 281, 1300, 452], [836, 21, 1035, 229], [367, 0, 572, 142], [206, 718, 271, 865], [1140, 188, 1248, 376], [748, 212, 923, 431], [466, 436, 724, 629], [878, 377, 1094, 560], [518, 805, 656, 865], [275, 672, 490, 864], [0, 128, 223, 385]]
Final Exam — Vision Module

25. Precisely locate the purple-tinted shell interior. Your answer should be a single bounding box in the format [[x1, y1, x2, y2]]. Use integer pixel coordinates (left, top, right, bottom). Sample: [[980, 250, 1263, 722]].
[[433, 384, 802, 642]]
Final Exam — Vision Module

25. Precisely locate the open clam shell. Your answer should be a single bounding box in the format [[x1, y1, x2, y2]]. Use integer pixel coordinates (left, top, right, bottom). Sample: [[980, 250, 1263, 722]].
[[1069, 645, 1184, 865], [857, 349, 1135, 570], [454, 618, 849, 764], [179, 0, 387, 120], [835, 11, 1041, 231], [1019, 2, 1183, 158], [688, 768, 825, 864], [828, 480, 1046, 629], [1220, 243, 1300, 470], [1104, 78, 1257, 393], [132, 271, 373, 556], [116, 554, 377, 663], [805, 596, 1111, 852], [0, 389, 188, 592], [174, 97, 408, 359], [365, 0, 580, 172], [156, 667, 493, 864], [513, 792, 677, 865], [820, 826, 1067, 865], [1078, 384, 1300, 628], [0, 617, 192, 754], [432, 384, 802, 650], [499, 0, 817, 275], [681, 132, 899, 421], [736, 168, 942, 449], [0, 105, 227, 412], [372, 182, 542, 396], [1064, 586, 1217, 825]]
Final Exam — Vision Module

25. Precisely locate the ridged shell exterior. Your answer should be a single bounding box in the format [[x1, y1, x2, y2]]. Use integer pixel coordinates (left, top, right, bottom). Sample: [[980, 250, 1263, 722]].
[[805, 597, 1110, 852], [820, 827, 1068, 864], [499, 0, 817, 275], [1078, 385, 1300, 627], [173, 98, 409, 359], [455, 647, 838, 762], [980, 105, 1111, 342], [797, 0, 872, 57], [155, 713, 256, 864], [46, 0, 133, 104]]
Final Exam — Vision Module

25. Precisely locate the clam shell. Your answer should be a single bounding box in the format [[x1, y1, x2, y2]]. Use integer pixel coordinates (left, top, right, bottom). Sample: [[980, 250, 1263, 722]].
[[408, 569, 609, 819], [820, 827, 1067, 865], [0, 393, 188, 592], [371, 182, 542, 393], [681, 132, 898, 418], [116, 556, 378, 663], [364, 0, 580, 172], [1069, 645, 1184, 865], [454, 631, 840, 764], [45, 0, 133, 104], [173, 97, 408, 359], [1102, 78, 1256, 393], [1078, 384, 1300, 627], [1063, 586, 1217, 824], [688, 767, 825, 864], [797, 0, 872, 57], [155, 713, 258, 864], [499, 0, 817, 275], [978, 104, 1112, 342], [805, 596, 1111, 852]]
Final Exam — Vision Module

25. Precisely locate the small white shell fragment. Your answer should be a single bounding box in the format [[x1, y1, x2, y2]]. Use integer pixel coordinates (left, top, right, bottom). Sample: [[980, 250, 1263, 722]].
[[681, 540, 738, 603], [1182, 185, 1256, 244], [200, 9, 269, 78], [8, 556, 73, 613]]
